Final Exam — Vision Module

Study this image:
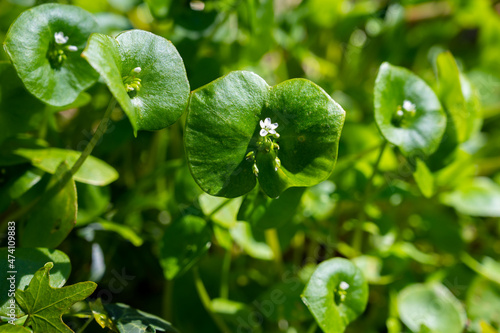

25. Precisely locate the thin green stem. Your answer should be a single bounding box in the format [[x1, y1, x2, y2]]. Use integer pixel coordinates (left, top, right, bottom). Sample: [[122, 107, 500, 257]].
[[0, 98, 116, 227], [70, 98, 116, 176], [265, 228, 283, 276], [162, 279, 174, 321], [75, 317, 94, 333], [193, 267, 231, 333], [220, 247, 232, 299], [352, 141, 387, 253]]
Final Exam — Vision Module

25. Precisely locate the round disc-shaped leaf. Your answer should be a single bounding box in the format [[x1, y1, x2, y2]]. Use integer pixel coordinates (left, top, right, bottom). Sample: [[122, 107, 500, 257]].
[[301, 258, 369, 333], [398, 283, 467, 333], [185, 71, 345, 198], [3, 4, 99, 106], [258, 79, 345, 197], [82, 30, 190, 134], [374, 62, 446, 156]]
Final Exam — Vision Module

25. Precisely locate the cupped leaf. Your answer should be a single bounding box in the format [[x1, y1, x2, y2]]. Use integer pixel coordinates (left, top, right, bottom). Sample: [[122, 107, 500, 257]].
[[185, 71, 345, 198], [82, 30, 190, 134], [398, 283, 466, 333], [0, 325, 32, 332], [103, 303, 179, 333], [14, 147, 118, 186], [374, 62, 446, 156], [159, 215, 212, 280], [20, 162, 77, 248], [301, 258, 369, 333], [16, 262, 97, 333], [3, 4, 99, 106], [0, 248, 71, 317]]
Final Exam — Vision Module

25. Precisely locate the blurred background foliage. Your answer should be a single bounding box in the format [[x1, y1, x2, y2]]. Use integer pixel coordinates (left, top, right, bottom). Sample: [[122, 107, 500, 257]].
[[1, 0, 500, 332]]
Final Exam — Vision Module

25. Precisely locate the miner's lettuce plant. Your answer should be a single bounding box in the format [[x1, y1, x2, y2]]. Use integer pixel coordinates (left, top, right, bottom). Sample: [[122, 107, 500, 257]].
[[0, 1, 499, 333]]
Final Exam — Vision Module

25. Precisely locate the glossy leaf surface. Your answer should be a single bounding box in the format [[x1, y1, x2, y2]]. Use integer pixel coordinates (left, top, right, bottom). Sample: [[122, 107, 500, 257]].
[[185, 71, 345, 198], [374, 62, 446, 156], [3, 4, 99, 106], [301, 258, 369, 333], [82, 30, 190, 134]]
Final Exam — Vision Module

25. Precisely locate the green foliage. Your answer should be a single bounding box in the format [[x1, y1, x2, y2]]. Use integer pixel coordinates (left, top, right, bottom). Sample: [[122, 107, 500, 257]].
[[3, 4, 99, 106], [1, 1, 500, 333], [185, 71, 345, 198], [374, 62, 446, 157], [301, 258, 369, 333], [82, 29, 189, 135], [397, 283, 467, 333], [16, 262, 97, 333]]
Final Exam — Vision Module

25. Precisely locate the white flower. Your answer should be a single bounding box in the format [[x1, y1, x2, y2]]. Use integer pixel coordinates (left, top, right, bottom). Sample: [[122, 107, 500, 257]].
[[67, 45, 78, 52], [132, 67, 142, 74], [54, 32, 69, 44], [260, 118, 278, 137], [403, 100, 416, 113], [339, 281, 350, 290]]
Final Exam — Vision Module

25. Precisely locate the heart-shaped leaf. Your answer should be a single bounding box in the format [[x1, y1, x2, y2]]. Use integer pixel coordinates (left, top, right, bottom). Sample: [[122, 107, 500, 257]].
[[16, 262, 97, 333], [374, 62, 446, 156], [0, 248, 71, 317], [301, 258, 369, 333], [3, 4, 99, 106], [398, 283, 467, 333], [185, 71, 345, 198], [82, 30, 190, 135], [14, 147, 118, 186], [20, 162, 77, 248], [159, 215, 212, 280]]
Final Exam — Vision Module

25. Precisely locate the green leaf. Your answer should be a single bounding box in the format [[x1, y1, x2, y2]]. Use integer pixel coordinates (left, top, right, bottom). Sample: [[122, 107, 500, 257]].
[[441, 177, 500, 217], [89, 298, 116, 331], [103, 303, 179, 333], [0, 63, 45, 146], [238, 186, 305, 229], [413, 158, 434, 198], [398, 283, 466, 333], [301, 258, 369, 333], [466, 277, 500, 330], [374, 62, 446, 156], [3, 4, 99, 106], [0, 248, 71, 317], [199, 194, 242, 228], [230, 221, 274, 260], [82, 30, 190, 135], [16, 262, 97, 333], [14, 147, 118, 186], [97, 219, 144, 247], [436, 51, 481, 143], [159, 215, 212, 280], [0, 325, 32, 332], [185, 71, 345, 198], [20, 162, 77, 248]]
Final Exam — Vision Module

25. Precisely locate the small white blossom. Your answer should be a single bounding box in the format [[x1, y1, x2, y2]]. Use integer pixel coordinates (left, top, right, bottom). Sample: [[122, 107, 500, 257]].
[[403, 100, 416, 113], [396, 109, 404, 118], [54, 32, 69, 44], [132, 67, 142, 74], [67, 45, 78, 52], [339, 281, 350, 290], [260, 118, 279, 137]]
